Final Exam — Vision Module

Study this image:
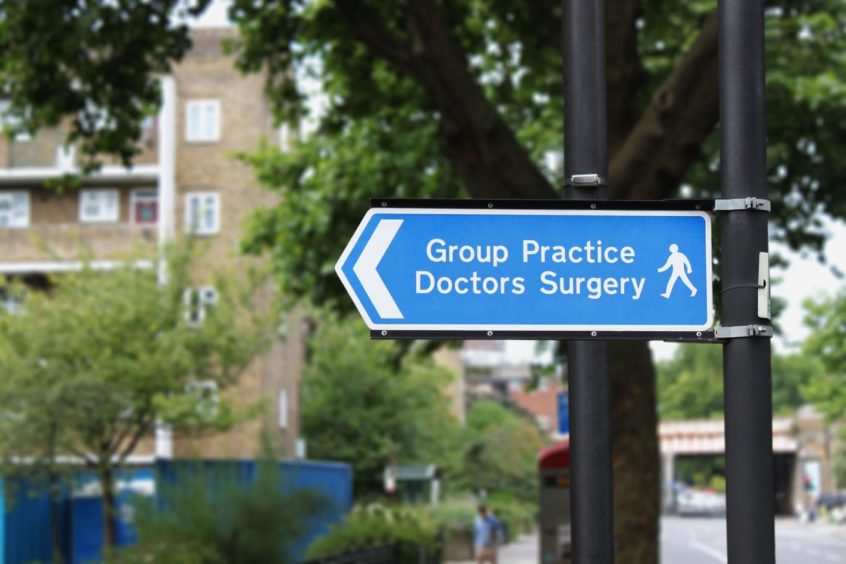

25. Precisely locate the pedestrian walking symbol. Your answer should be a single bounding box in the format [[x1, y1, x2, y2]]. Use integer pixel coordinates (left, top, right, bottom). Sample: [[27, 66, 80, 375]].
[[658, 244, 697, 298]]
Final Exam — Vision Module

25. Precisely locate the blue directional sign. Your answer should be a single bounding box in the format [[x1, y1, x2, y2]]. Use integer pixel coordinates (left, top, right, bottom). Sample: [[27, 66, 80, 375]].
[[336, 205, 713, 334]]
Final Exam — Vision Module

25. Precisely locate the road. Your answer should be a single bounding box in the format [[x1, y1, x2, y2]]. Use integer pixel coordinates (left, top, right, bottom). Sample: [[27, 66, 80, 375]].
[[447, 534, 538, 564], [483, 519, 846, 564], [661, 516, 846, 564], [498, 534, 538, 564]]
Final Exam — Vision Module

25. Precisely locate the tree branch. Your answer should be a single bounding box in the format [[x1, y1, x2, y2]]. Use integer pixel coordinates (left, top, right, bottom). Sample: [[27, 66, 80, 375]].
[[610, 12, 719, 200], [335, 1, 414, 69], [106, 414, 143, 459], [64, 443, 98, 467], [338, 0, 557, 199], [118, 418, 152, 464], [525, 0, 562, 48], [606, 0, 644, 153]]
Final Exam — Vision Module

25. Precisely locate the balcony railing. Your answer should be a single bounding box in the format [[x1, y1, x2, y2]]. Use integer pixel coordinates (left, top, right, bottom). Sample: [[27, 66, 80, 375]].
[[0, 125, 159, 171], [0, 223, 157, 264]]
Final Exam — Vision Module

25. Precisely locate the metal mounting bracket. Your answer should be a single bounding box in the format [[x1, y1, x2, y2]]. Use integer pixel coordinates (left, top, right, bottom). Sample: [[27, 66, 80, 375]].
[[714, 324, 773, 339], [565, 173, 607, 187], [713, 197, 771, 213], [758, 252, 771, 319]]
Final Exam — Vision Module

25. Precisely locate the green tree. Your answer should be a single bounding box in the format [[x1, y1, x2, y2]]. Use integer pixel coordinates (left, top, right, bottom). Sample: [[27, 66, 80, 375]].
[[657, 345, 724, 420], [0, 0, 211, 170], [657, 345, 822, 420], [5, 2, 846, 560], [456, 400, 545, 502], [802, 292, 846, 424], [302, 314, 460, 496], [772, 352, 824, 415], [802, 292, 846, 491], [0, 250, 270, 550]]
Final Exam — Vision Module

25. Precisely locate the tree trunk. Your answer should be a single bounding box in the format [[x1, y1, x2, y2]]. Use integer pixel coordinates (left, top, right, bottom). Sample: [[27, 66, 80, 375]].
[[99, 465, 118, 550], [610, 341, 660, 564], [49, 470, 64, 564]]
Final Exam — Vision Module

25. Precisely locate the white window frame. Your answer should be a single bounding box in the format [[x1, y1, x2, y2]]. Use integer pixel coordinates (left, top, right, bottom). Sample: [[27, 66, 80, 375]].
[[278, 122, 292, 152], [185, 100, 221, 143], [187, 380, 219, 418], [183, 286, 219, 327], [0, 191, 30, 228], [278, 389, 289, 430], [0, 286, 26, 315], [184, 192, 220, 235], [130, 189, 159, 226], [0, 100, 31, 142], [55, 145, 76, 171], [79, 189, 120, 223]]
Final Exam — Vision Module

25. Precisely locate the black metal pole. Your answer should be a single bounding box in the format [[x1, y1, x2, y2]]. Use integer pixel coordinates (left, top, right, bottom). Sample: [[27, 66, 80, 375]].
[[563, 1, 614, 563], [719, 0, 775, 562]]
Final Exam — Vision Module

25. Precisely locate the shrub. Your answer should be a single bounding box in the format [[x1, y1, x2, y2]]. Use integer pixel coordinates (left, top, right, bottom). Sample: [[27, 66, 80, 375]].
[[430, 498, 477, 532], [110, 459, 327, 564], [306, 503, 439, 563], [488, 493, 537, 537]]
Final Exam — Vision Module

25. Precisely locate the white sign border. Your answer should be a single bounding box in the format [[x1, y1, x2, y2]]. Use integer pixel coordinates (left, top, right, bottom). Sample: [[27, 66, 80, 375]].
[[335, 207, 714, 333]]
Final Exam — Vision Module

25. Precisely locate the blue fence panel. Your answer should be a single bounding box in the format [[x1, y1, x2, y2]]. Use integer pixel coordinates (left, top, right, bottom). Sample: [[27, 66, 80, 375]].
[[69, 467, 153, 564], [1, 460, 350, 563], [0, 480, 3, 561], [281, 460, 352, 561], [2, 477, 73, 564], [155, 459, 352, 562]]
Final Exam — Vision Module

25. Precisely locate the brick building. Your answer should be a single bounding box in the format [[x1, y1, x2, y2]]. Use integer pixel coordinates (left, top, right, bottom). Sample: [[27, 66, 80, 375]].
[[0, 28, 303, 460]]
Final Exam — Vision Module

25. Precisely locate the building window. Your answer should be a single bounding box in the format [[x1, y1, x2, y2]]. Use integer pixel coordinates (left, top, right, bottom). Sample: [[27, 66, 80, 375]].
[[187, 380, 219, 419], [131, 189, 159, 225], [0, 192, 30, 228], [184, 286, 218, 327], [185, 100, 220, 142], [278, 122, 292, 152], [0, 286, 25, 315], [185, 192, 220, 235], [56, 146, 76, 170], [278, 389, 289, 430], [0, 100, 31, 142], [80, 190, 119, 223]]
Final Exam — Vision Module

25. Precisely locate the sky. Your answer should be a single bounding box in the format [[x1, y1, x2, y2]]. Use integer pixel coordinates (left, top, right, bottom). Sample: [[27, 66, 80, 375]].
[[186, 0, 231, 27], [187, 2, 846, 364]]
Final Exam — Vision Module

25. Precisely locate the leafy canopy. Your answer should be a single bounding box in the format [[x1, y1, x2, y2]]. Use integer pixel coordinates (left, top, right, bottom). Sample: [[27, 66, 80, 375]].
[[301, 313, 460, 496], [455, 399, 546, 502], [231, 0, 846, 308], [657, 344, 822, 420], [802, 291, 846, 424], [0, 247, 270, 499], [0, 1, 212, 169]]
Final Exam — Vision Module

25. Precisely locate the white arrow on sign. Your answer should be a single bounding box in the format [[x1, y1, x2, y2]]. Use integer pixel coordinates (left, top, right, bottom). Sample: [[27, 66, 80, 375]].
[[352, 219, 404, 319]]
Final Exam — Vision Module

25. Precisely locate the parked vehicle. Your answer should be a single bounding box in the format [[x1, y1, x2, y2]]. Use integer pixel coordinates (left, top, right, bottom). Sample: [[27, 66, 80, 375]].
[[814, 492, 846, 512], [676, 489, 726, 517]]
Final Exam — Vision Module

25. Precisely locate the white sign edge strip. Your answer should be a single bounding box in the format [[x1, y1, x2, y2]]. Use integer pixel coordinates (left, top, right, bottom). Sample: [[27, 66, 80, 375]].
[[338, 207, 714, 331], [352, 218, 404, 319]]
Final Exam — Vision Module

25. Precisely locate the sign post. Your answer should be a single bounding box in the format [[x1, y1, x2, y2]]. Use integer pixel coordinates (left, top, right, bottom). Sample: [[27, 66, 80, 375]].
[[562, 1, 615, 562], [719, 0, 776, 562]]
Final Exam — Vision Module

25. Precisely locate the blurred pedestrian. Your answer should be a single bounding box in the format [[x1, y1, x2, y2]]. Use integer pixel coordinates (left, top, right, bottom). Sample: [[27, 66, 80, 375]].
[[474, 504, 498, 563], [489, 508, 508, 544]]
